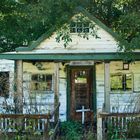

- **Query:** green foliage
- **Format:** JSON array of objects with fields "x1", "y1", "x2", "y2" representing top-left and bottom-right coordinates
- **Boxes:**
[
  {"x1": 106, "y1": 117, "x2": 140, "y2": 139},
  {"x1": 0, "y1": 0, "x2": 75, "y2": 52},
  {"x1": 1, "y1": 0, "x2": 140, "y2": 53},
  {"x1": 60, "y1": 121, "x2": 82, "y2": 140},
  {"x1": 107, "y1": 123, "x2": 127, "y2": 140},
  {"x1": 60, "y1": 121, "x2": 96, "y2": 140},
  {"x1": 83, "y1": 128, "x2": 96, "y2": 140},
  {"x1": 0, "y1": 118, "x2": 41, "y2": 140},
  {"x1": 56, "y1": 25, "x2": 72, "y2": 48},
  {"x1": 127, "y1": 119, "x2": 140, "y2": 138}
]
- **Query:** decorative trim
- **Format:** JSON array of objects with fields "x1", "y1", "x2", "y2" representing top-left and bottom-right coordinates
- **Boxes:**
[{"x1": 69, "y1": 61, "x2": 94, "y2": 66}]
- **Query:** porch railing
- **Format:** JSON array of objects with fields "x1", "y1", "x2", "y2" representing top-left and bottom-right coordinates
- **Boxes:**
[
  {"x1": 97, "y1": 111, "x2": 140, "y2": 140},
  {"x1": 0, "y1": 103, "x2": 60, "y2": 140}
]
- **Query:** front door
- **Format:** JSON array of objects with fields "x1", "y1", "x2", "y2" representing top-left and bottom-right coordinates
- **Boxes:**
[{"x1": 69, "y1": 67, "x2": 93, "y2": 123}]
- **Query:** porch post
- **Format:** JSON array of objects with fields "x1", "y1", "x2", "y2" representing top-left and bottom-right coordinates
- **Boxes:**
[
  {"x1": 14, "y1": 60, "x2": 23, "y2": 113},
  {"x1": 54, "y1": 62, "x2": 59, "y2": 124},
  {"x1": 97, "y1": 109, "x2": 103, "y2": 140},
  {"x1": 104, "y1": 62, "x2": 110, "y2": 112}
]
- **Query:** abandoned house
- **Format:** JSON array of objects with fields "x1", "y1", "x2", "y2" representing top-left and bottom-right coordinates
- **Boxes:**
[{"x1": 0, "y1": 8, "x2": 140, "y2": 125}]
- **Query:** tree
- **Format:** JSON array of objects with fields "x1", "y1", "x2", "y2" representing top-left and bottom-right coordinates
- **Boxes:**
[
  {"x1": 113, "y1": 0, "x2": 140, "y2": 52},
  {"x1": 0, "y1": 0, "x2": 140, "y2": 52}
]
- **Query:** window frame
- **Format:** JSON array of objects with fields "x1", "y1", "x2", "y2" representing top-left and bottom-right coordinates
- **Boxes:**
[
  {"x1": 30, "y1": 73, "x2": 54, "y2": 93},
  {"x1": 70, "y1": 21, "x2": 90, "y2": 33},
  {"x1": 110, "y1": 72, "x2": 133, "y2": 94}
]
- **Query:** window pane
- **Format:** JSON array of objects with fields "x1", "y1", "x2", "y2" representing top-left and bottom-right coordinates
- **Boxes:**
[
  {"x1": 111, "y1": 74, "x2": 122, "y2": 91},
  {"x1": 126, "y1": 74, "x2": 132, "y2": 90},
  {"x1": 31, "y1": 74, "x2": 52, "y2": 91},
  {"x1": 83, "y1": 28, "x2": 89, "y2": 33},
  {"x1": 38, "y1": 74, "x2": 45, "y2": 82},
  {"x1": 32, "y1": 75, "x2": 38, "y2": 81},
  {"x1": 77, "y1": 27, "x2": 82, "y2": 33},
  {"x1": 70, "y1": 27, "x2": 76, "y2": 33},
  {"x1": 70, "y1": 22, "x2": 89, "y2": 33},
  {"x1": 110, "y1": 73, "x2": 132, "y2": 92},
  {"x1": 70, "y1": 22, "x2": 76, "y2": 33},
  {"x1": 75, "y1": 70, "x2": 87, "y2": 84},
  {"x1": 46, "y1": 75, "x2": 52, "y2": 81}
]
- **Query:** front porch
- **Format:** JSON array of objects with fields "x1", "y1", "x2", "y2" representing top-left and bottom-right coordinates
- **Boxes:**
[{"x1": 0, "y1": 59, "x2": 140, "y2": 139}]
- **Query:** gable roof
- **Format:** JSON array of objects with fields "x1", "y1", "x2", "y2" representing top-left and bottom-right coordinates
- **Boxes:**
[{"x1": 16, "y1": 7, "x2": 120, "y2": 52}]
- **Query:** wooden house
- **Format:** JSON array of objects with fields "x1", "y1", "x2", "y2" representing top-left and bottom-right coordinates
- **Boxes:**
[{"x1": 0, "y1": 7, "x2": 140, "y2": 124}]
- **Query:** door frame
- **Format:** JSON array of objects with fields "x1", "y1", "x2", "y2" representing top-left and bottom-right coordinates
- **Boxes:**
[{"x1": 66, "y1": 65, "x2": 96, "y2": 121}]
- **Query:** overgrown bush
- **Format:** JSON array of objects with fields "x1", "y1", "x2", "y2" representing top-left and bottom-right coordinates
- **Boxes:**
[
  {"x1": 60, "y1": 121, "x2": 96, "y2": 140},
  {"x1": 60, "y1": 121, "x2": 82, "y2": 140},
  {"x1": 127, "y1": 118, "x2": 140, "y2": 138}
]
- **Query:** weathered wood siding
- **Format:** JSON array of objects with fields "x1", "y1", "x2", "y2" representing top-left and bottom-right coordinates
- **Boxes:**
[
  {"x1": 110, "y1": 61, "x2": 140, "y2": 112},
  {"x1": 36, "y1": 19, "x2": 118, "y2": 53},
  {"x1": 96, "y1": 61, "x2": 140, "y2": 113},
  {"x1": 22, "y1": 62, "x2": 67, "y2": 121},
  {"x1": 0, "y1": 60, "x2": 140, "y2": 121}
]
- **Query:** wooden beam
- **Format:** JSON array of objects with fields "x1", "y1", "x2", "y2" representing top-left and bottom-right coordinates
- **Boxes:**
[
  {"x1": 15, "y1": 60, "x2": 23, "y2": 113},
  {"x1": 0, "y1": 114, "x2": 50, "y2": 119},
  {"x1": 97, "y1": 109, "x2": 103, "y2": 140},
  {"x1": 54, "y1": 62, "x2": 60, "y2": 124},
  {"x1": 104, "y1": 62, "x2": 110, "y2": 112}
]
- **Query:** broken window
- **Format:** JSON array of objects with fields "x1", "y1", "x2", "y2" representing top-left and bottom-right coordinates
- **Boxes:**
[
  {"x1": 0, "y1": 72, "x2": 9, "y2": 98},
  {"x1": 110, "y1": 73, "x2": 132, "y2": 92},
  {"x1": 31, "y1": 74, "x2": 53, "y2": 91}
]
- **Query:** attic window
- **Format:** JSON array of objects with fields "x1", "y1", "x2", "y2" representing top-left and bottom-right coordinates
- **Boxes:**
[{"x1": 70, "y1": 22, "x2": 89, "y2": 33}]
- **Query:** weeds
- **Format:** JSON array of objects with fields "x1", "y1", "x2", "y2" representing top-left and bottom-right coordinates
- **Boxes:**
[{"x1": 59, "y1": 121, "x2": 96, "y2": 140}]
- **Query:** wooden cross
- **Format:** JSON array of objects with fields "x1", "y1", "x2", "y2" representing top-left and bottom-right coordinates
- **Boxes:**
[{"x1": 76, "y1": 106, "x2": 90, "y2": 124}]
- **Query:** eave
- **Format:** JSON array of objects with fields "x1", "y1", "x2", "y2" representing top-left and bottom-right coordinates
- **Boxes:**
[{"x1": 0, "y1": 52, "x2": 140, "y2": 61}]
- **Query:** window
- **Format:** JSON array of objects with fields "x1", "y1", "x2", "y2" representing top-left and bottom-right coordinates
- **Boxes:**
[
  {"x1": 31, "y1": 74, "x2": 52, "y2": 91},
  {"x1": 74, "y1": 70, "x2": 87, "y2": 84},
  {"x1": 110, "y1": 73, "x2": 132, "y2": 91},
  {"x1": 70, "y1": 22, "x2": 89, "y2": 33},
  {"x1": 0, "y1": 72, "x2": 9, "y2": 98}
]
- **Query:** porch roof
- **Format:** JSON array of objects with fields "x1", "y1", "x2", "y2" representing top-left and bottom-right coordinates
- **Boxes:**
[{"x1": 0, "y1": 52, "x2": 140, "y2": 61}]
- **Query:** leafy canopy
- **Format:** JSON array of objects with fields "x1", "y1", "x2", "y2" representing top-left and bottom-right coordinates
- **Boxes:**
[{"x1": 0, "y1": 0, "x2": 140, "y2": 52}]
